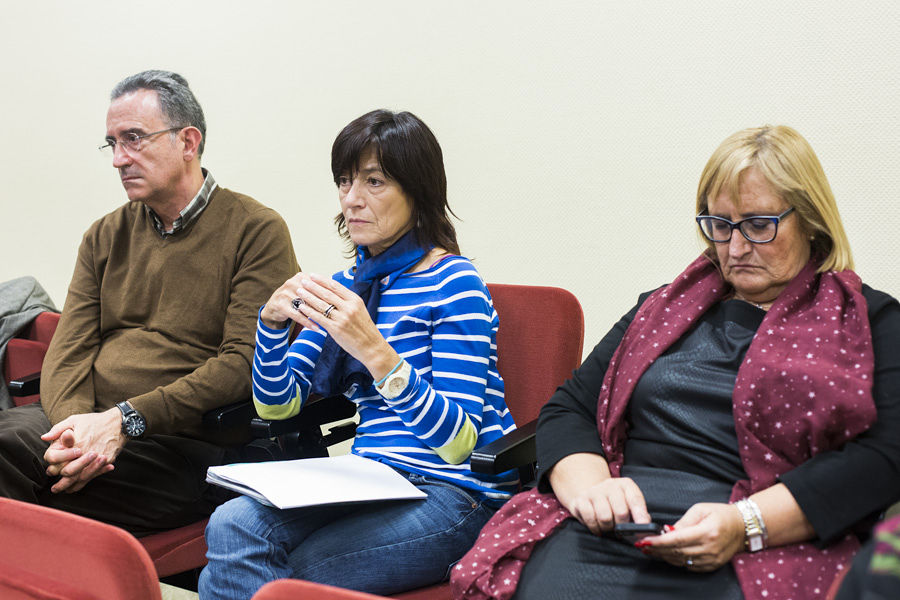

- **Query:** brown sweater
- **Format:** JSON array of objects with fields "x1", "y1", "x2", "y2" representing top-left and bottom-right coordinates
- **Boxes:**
[{"x1": 41, "y1": 186, "x2": 298, "y2": 443}]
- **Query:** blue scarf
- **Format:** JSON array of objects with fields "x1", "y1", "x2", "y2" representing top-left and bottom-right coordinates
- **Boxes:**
[{"x1": 310, "y1": 230, "x2": 431, "y2": 397}]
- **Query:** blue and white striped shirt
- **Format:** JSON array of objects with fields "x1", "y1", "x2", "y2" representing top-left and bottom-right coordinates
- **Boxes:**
[{"x1": 253, "y1": 256, "x2": 518, "y2": 503}]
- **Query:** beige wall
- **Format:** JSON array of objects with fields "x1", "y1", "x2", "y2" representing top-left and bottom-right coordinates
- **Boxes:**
[{"x1": 1, "y1": 1, "x2": 898, "y2": 356}]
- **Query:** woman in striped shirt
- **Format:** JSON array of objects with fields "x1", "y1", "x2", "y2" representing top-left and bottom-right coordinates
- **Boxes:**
[{"x1": 199, "y1": 110, "x2": 517, "y2": 600}]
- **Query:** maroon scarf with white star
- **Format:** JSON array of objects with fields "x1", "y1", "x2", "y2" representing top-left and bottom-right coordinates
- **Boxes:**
[{"x1": 451, "y1": 255, "x2": 875, "y2": 600}]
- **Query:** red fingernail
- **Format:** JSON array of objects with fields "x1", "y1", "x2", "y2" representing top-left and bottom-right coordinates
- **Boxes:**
[{"x1": 664, "y1": 524, "x2": 675, "y2": 532}]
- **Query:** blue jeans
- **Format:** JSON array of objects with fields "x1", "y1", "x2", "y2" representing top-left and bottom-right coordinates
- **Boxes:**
[{"x1": 198, "y1": 472, "x2": 496, "y2": 600}]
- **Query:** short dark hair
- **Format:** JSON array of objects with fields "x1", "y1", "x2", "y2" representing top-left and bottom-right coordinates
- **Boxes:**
[
  {"x1": 331, "y1": 109, "x2": 459, "y2": 255},
  {"x1": 110, "y1": 70, "x2": 207, "y2": 157}
]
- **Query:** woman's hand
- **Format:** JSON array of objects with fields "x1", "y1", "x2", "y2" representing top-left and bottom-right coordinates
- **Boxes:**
[
  {"x1": 260, "y1": 273, "x2": 307, "y2": 329},
  {"x1": 566, "y1": 476, "x2": 652, "y2": 536},
  {"x1": 641, "y1": 502, "x2": 745, "y2": 572},
  {"x1": 548, "y1": 453, "x2": 651, "y2": 535},
  {"x1": 288, "y1": 273, "x2": 400, "y2": 381}
]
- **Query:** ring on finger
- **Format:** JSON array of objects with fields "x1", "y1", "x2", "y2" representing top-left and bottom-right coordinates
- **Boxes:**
[
  {"x1": 291, "y1": 298, "x2": 304, "y2": 311},
  {"x1": 323, "y1": 304, "x2": 337, "y2": 319},
  {"x1": 685, "y1": 558, "x2": 694, "y2": 567}
]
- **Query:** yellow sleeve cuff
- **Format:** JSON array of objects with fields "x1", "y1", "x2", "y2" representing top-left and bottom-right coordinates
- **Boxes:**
[
  {"x1": 253, "y1": 383, "x2": 303, "y2": 420},
  {"x1": 434, "y1": 416, "x2": 478, "y2": 465}
]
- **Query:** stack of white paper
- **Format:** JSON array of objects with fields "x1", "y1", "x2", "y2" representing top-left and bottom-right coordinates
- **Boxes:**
[{"x1": 206, "y1": 454, "x2": 428, "y2": 509}]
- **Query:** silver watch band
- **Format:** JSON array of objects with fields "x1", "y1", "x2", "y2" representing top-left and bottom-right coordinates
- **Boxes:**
[{"x1": 734, "y1": 498, "x2": 767, "y2": 552}]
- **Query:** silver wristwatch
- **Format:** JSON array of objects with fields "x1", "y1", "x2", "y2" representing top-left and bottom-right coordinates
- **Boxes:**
[{"x1": 734, "y1": 499, "x2": 767, "y2": 552}]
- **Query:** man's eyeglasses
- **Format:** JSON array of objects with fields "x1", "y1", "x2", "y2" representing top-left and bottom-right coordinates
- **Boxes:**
[
  {"x1": 696, "y1": 207, "x2": 795, "y2": 244},
  {"x1": 99, "y1": 126, "x2": 185, "y2": 154}
]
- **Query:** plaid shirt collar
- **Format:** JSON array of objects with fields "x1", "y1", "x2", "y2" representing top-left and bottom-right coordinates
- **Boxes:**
[{"x1": 148, "y1": 169, "x2": 217, "y2": 238}]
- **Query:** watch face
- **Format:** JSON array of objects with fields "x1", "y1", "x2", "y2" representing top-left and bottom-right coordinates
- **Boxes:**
[
  {"x1": 386, "y1": 376, "x2": 407, "y2": 396},
  {"x1": 123, "y1": 413, "x2": 146, "y2": 437}
]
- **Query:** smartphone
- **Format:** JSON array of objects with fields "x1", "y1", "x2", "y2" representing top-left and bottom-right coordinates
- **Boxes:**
[{"x1": 613, "y1": 522, "x2": 665, "y2": 543}]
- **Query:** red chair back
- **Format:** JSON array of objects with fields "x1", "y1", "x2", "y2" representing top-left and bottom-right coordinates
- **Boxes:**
[
  {"x1": 394, "y1": 283, "x2": 584, "y2": 600},
  {"x1": 4, "y1": 312, "x2": 60, "y2": 406},
  {"x1": 254, "y1": 579, "x2": 392, "y2": 599},
  {"x1": 0, "y1": 497, "x2": 162, "y2": 600},
  {"x1": 488, "y1": 283, "x2": 584, "y2": 425}
]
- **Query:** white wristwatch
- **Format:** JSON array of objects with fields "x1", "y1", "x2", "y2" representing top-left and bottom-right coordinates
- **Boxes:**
[{"x1": 377, "y1": 361, "x2": 412, "y2": 399}]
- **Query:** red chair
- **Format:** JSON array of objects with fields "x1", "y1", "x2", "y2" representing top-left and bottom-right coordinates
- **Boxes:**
[
  {"x1": 0, "y1": 496, "x2": 162, "y2": 600},
  {"x1": 254, "y1": 579, "x2": 392, "y2": 600},
  {"x1": 4, "y1": 311, "x2": 59, "y2": 405},
  {"x1": 392, "y1": 283, "x2": 585, "y2": 600},
  {"x1": 140, "y1": 519, "x2": 211, "y2": 578},
  {"x1": 5, "y1": 311, "x2": 213, "y2": 580},
  {"x1": 484, "y1": 283, "x2": 584, "y2": 426}
]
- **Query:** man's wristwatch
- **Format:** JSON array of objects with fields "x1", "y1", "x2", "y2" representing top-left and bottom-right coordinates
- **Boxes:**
[{"x1": 116, "y1": 401, "x2": 147, "y2": 439}]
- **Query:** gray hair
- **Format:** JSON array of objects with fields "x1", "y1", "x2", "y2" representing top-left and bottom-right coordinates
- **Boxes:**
[{"x1": 110, "y1": 70, "x2": 207, "y2": 157}]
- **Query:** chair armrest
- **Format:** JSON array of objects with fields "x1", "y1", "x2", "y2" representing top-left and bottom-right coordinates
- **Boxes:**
[
  {"x1": 470, "y1": 419, "x2": 537, "y2": 475},
  {"x1": 247, "y1": 395, "x2": 357, "y2": 460},
  {"x1": 250, "y1": 394, "x2": 357, "y2": 438},
  {"x1": 203, "y1": 395, "x2": 356, "y2": 433},
  {"x1": 8, "y1": 372, "x2": 41, "y2": 397},
  {"x1": 202, "y1": 395, "x2": 357, "y2": 462},
  {"x1": 202, "y1": 399, "x2": 256, "y2": 429}
]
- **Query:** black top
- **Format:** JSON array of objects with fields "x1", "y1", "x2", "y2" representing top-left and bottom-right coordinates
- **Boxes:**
[
  {"x1": 624, "y1": 299, "x2": 760, "y2": 483},
  {"x1": 537, "y1": 285, "x2": 900, "y2": 544}
]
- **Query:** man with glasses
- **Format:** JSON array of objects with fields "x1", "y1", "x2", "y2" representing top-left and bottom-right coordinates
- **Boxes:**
[{"x1": 0, "y1": 70, "x2": 298, "y2": 535}]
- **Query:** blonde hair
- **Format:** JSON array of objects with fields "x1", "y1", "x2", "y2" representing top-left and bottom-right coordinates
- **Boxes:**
[{"x1": 695, "y1": 125, "x2": 853, "y2": 272}]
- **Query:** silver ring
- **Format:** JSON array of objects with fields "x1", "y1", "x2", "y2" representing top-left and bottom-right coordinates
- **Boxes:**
[
  {"x1": 291, "y1": 298, "x2": 304, "y2": 311},
  {"x1": 323, "y1": 304, "x2": 336, "y2": 319},
  {"x1": 686, "y1": 558, "x2": 694, "y2": 567}
]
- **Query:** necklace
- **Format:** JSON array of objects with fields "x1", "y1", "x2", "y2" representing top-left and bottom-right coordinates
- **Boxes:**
[
  {"x1": 732, "y1": 294, "x2": 770, "y2": 311},
  {"x1": 742, "y1": 298, "x2": 773, "y2": 311}
]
